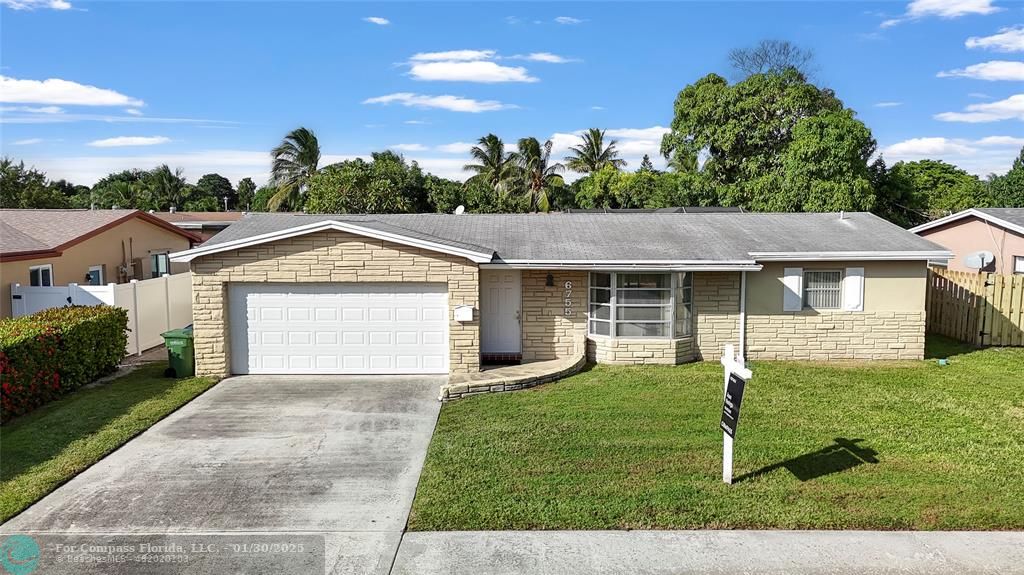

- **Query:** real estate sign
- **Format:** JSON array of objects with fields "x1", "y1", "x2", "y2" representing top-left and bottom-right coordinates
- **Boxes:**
[{"x1": 720, "y1": 372, "x2": 746, "y2": 439}]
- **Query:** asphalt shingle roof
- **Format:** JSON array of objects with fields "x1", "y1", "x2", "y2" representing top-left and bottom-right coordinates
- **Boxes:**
[
  {"x1": 201, "y1": 211, "x2": 947, "y2": 262},
  {"x1": 974, "y1": 208, "x2": 1024, "y2": 230}
]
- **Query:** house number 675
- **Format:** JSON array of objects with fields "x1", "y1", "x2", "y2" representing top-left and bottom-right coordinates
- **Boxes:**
[{"x1": 564, "y1": 280, "x2": 574, "y2": 317}]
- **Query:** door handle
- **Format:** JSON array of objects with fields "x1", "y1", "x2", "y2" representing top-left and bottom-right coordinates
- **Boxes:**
[{"x1": 515, "y1": 309, "x2": 521, "y2": 323}]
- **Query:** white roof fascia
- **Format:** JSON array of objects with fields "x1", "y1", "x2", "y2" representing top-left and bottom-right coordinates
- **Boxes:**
[
  {"x1": 169, "y1": 220, "x2": 494, "y2": 263},
  {"x1": 909, "y1": 209, "x2": 1024, "y2": 236},
  {"x1": 749, "y1": 251, "x2": 953, "y2": 261},
  {"x1": 481, "y1": 260, "x2": 762, "y2": 271}
]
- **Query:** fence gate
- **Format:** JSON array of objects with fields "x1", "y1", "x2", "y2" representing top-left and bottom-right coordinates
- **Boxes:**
[{"x1": 926, "y1": 268, "x2": 1024, "y2": 347}]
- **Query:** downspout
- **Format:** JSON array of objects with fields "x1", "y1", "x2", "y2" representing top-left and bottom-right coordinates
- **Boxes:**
[{"x1": 738, "y1": 270, "x2": 747, "y2": 363}]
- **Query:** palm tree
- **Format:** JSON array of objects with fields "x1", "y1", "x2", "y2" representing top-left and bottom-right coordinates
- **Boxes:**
[
  {"x1": 463, "y1": 134, "x2": 516, "y2": 193},
  {"x1": 510, "y1": 137, "x2": 564, "y2": 212},
  {"x1": 564, "y1": 128, "x2": 627, "y2": 174},
  {"x1": 146, "y1": 165, "x2": 188, "y2": 210},
  {"x1": 269, "y1": 127, "x2": 321, "y2": 211}
]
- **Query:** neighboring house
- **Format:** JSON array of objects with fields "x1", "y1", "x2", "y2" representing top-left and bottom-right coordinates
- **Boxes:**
[
  {"x1": 171, "y1": 211, "x2": 949, "y2": 378},
  {"x1": 1, "y1": 209, "x2": 201, "y2": 318},
  {"x1": 910, "y1": 208, "x2": 1024, "y2": 275},
  {"x1": 151, "y1": 210, "x2": 245, "y2": 244}
]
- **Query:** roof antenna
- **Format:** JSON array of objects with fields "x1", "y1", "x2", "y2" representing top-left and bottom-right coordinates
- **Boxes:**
[
  {"x1": 454, "y1": 205, "x2": 465, "y2": 215},
  {"x1": 839, "y1": 210, "x2": 845, "y2": 220}
]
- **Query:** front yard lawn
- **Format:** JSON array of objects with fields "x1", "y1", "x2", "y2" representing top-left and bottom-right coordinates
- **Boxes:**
[
  {"x1": 410, "y1": 338, "x2": 1024, "y2": 531},
  {"x1": 0, "y1": 364, "x2": 217, "y2": 523}
]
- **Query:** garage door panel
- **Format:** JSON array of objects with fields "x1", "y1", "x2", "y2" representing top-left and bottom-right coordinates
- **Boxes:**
[{"x1": 230, "y1": 283, "x2": 449, "y2": 375}]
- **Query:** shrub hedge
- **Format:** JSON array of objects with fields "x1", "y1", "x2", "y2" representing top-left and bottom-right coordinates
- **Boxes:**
[{"x1": 0, "y1": 305, "x2": 128, "y2": 422}]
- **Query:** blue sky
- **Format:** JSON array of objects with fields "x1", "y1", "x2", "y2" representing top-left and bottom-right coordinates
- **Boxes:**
[{"x1": 1, "y1": 0, "x2": 1022, "y2": 186}]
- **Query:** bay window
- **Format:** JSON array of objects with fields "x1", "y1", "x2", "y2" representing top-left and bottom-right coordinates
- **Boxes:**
[{"x1": 588, "y1": 272, "x2": 692, "y2": 338}]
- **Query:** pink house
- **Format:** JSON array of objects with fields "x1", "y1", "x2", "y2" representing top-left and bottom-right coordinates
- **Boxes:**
[{"x1": 911, "y1": 208, "x2": 1024, "y2": 275}]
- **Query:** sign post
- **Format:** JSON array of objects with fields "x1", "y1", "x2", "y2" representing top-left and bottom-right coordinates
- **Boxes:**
[{"x1": 719, "y1": 344, "x2": 751, "y2": 485}]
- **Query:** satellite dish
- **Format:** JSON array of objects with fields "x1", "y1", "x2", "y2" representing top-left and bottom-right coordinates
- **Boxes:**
[
  {"x1": 964, "y1": 250, "x2": 995, "y2": 270},
  {"x1": 454, "y1": 205, "x2": 465, "y2": 215}
]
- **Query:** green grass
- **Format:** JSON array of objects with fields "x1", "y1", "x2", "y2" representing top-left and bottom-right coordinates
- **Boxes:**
[
  {"x1": 410, "y1": 337, "x2": 1024, "y2": 531},
  {"x1": 0, "y1": 364, "x2": 217, "y2": 523}
]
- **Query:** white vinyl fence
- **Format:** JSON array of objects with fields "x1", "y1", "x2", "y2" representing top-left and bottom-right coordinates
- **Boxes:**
[{"x1": 10, "y1": 273, "x2": 193, "y2": 355}]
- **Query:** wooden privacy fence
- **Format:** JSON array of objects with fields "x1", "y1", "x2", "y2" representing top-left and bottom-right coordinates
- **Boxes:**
[{"x1": 926, "y1": 268, "x2": 1024, "y2": 347}]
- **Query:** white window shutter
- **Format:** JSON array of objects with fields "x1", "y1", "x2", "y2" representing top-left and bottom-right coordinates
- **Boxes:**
[
  {"x1": 782, "y1": 267, "x2": 803, "y2": 312},
  {"x1": 843, "y1": 267, "x2": 864, "y2": 312}
]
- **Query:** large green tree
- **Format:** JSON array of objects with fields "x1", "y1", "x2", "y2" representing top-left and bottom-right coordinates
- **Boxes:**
[
  {"x1": 304, "y1": 151, "x2": 425, "y2": 214},
  {"x1": 988, "y1": 147, "x2": 1024, "y2": 207},
  {"x1": 564, "y1": 128, "x2": 626, "y2": 174},
  {"x1": 660, "y1": 69, "x2": 877, "y2": 212},
  {"x1": 0, "y1": 158, "x2": 70, "y2": 209},
  {"x1": 145, "y1": 165, "x2": 189, "y2": 210},
  {"x1": 194, "y1": 173, "x2": 235, "y2": 210},
  {"x1": 888, "y1": 160, "x2": 989, "y2": 216},
  {"x1": 511, "y1": 137, "x2": 564, "y2": 212},
  {"x1": 90, "y1": 169, "x2": 149, "y2": 209},
  {"x1": 236, "y1": 177, "x2": 257, "y2": 211},
  {"x1": 269, "y1": 127, "x2": 321, "y2": 211}
]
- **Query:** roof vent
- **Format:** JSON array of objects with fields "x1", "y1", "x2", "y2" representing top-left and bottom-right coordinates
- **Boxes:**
[
  {"x1": 169, "y1": 206, "x2": 176, "y2": 213},
  {"x1": 839, "y1": 211, "x2": 846, "y2": 220},
  {"x1": 454, "y1": 205, "x2": 465, "y2": 215}
]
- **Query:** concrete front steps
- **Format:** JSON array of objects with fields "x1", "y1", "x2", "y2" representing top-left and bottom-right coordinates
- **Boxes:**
[{"x1": 439, "y1": 355, "x2": 587, "y2": 401}]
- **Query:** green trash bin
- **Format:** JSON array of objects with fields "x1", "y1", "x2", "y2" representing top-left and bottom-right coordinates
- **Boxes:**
[{"x1": 161, "y1": 325, "x2": 195, "y2": 378}]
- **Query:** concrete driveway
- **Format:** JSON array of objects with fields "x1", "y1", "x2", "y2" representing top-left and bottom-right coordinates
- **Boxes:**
[{"x1": 1, "y1": 375, "x2": 442, "y2": 575}]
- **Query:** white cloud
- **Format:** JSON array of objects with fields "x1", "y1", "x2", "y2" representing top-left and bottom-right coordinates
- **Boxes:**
[
  {"x1": 362, "y1": 92, "x2": 512, "y2": 113},
  {"x1": 554, "y1": 16, "x2": 583, "y2": 24},
  {"x1": 881, "y1": 134, "x2": 1023, "y2": 176},
  {"x1": 436, "y1": 141, "x2": 474, "y2": 154},
  {"x1": 389, "y1": 143, "x2": 428, "y2": 152},
  {"x1": 123, "y1": 108, "x2": 143, "y2": 116},
  {"x1": 0, "y1": 75, "x2": 143, "y2": 107},
  {"x1": 966, "y1": 25, "x2": 1024, "y2": 52},
  {"x1": 937, "y1": 60, "x2": 1024, "y2": 81},
  {"x1": 410, "y1": 50, "x2": 495, "y2": 62},
  {"x1": 874, "y1": 101, "x2": 904, "y2": 108},
  {"x1": 591, "y1": 106, "x2": 605, "y2": 111},
  {"x1": 0, "y1": 111, "x2": 236, "y2": 125},
  {"x1": 87, "y1": 136, "x2": 171, "y2": 148},
  {"x1": 935, "y1": 93, "x2": 1024, "y2": 122},
  {"x1": 1, "y1": 0, "x2": 72, "y2": 10},
  {"x1": 11, "y1": 138, "x2": 44, "y2": 145},
  {"x1": 880, "y1": 0, "x2": 1000, "y2": 27},
  {"x1": 969, "y1": 92, "x2": 991, "y2": 98},
  {"x1": 363, "y1": 16, "x2": 389, "y2": 25},
  {"x1": 547, "y1": 126, "x2": 670, "y2": 176},
  {"x1": 0, "y1": 105, "x2": 63, "y2": 114},
  {"x1": 409, "y1": 60, "x2": 538, "y2": 83},
  {"x1": 403, "y1": 119, "x2": 429, "y2": 125},
  {"x1": 510, "y1": 52, "x2": 578, "y2": 64}
]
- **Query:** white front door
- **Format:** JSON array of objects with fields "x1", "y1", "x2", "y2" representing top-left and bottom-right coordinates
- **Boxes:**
[
  {"x1": 480, "y1": 270, "x2": 522, "y2": 353},
  {"x1": 229, "y1": 283, "x2": 449, "y2": 375}
]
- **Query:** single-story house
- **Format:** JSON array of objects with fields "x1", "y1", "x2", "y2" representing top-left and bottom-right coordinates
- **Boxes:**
[
  {"x1": 1, "y1": 209, "x2": 201, "y2": 318},
  {"x1": 910, "y1": 208, "x2": 1024, "y2": 275},
  {"x1": 170, "y1": 211, "x2": 950, "y2": 377},
  {"x1": 150, "y1": 210, "x2": 245, "y2": 244}
]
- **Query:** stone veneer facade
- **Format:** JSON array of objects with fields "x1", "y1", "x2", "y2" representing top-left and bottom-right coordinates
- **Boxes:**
[
  {"x1": 745, "y1": 312, "x2": 926, "y2": 360},
  {"x1": 520, "y1": 270, "x2": 588, "y2": 361},
  {"x1": 190, "y1": 230, "x2": 479, "y2": 377}
]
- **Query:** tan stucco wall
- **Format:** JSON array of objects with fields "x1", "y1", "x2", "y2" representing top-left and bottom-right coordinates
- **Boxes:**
[
  {"x1": 1, "y1": 217, "x2": 191, "y2": 318},
  {"x1": 744, "y1": 261, "x2": 928, "y2": 360},
  {"x1": 917, "y1": 217, "x2": 1024, "y2": 275},
  {"x1": 188, "y1": 230, "x2": 480, "y2": 377},
  {"x1": 521, "y1": 270, "x2": 588, "y2": 361}
]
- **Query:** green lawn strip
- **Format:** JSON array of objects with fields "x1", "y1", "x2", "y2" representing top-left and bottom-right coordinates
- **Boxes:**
[
  {"x1": 410, "y1": 338, "x2": 1024, "y2": 531},
  {"x1": 0, "y1": 364, "x2": 217, "y2": 522}
]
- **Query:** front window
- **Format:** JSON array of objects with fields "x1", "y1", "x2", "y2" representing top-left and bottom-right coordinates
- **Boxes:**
[
  {"x1": 803, "y1": 270, "x2": 842, "y2": 309},
  {"x1": 1015, "y1": 256, "x2": 1024, "y2": 275},
  {"x1": 29, "y1": 264, "x2": 53, "y2": 287},
  {"x1": 588, "y1": 272, "x2": 692, "y2": 338},
  {"x1": 86, "y1": 265, "x2": 104, "y2": 285},
  {"x1": 151, "y1": 253, "x2": 170, "y2": 278}
]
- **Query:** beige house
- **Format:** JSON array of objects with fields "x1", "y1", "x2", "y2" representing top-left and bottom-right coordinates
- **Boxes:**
[
  {"x1": 910, "y1": 208, "x2": 1024, "y2": 275},
  {"x1": 1, "y1": 209, "x2": 200, "y2": 318},
  {"x1": 170, "y1": 212, "x2": 950, "y2": 378}
]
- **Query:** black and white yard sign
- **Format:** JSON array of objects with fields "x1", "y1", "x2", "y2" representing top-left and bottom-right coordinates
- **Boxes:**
[{"x1": 719, "y1": 344, "x2": 752, "y2": 485}]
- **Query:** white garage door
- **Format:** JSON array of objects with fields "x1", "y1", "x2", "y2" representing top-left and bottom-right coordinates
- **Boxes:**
[{"x1": 229, "y1": 283, "x2": 449, "y2": 375}]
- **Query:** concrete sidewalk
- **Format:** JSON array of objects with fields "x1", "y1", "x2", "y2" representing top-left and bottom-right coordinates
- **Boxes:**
[{"x1": 391, "y1": 530, "x2": 1024, "y2": 574}]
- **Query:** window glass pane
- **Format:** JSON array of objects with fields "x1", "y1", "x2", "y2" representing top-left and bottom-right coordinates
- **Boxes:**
[
  {"x1": 589, "y1": 320, "x2": 610, "y2": 336},
  {"x1": 41, "y1": 267, "x2": 51, "y2": 286},
  {"x1": 591, "y1": 272, "x2": 611, "y2": 288},
  {"x1": 805, "y1": 270, "x2": 841, "y2": 289},
  {"x1": 616, "y1": 306, "x2": 670, "y2": 321},
  {"x1": 615, "y1": 322, "x2": 667, "y2": 337},
  {"x1": 617, "y1": 289, "x2": 670, "y2": 305},
  {"x1": 617, "y1": 273, "x2": 669, "y2": 289},
  {"x1": 590, "y1": 288, "x2": 610, "y2": 304},
  {"x1": 30, "y1": 268, "x2": 40, "y2": 287},
  {"x1": 87, "y1": 268, "x2": 102, "y2": 285},
  {"x1": 1015, "y1": 256, "x2": 1024, "y2": 274},
  {"x1": 589, "y1": 304, "x2": 611, "y2": 320},
  {"x1": 804, "y1": 270, "x2": 842, "y2": 309}
]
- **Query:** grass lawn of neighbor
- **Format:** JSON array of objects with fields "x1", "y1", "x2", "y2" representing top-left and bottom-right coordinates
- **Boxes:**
[
  {"x1": 410, "y1": 337, "x2": 1024, "y2": 531},
  {"x1": 0, "y1": 364, "x2": 217, "y2": 523}
]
